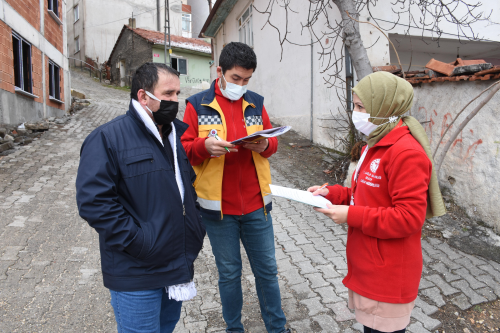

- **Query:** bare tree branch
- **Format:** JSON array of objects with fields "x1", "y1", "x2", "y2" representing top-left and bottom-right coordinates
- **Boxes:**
[{"x1": 435, "y1": 80, "x2": 500, "y2": 173}]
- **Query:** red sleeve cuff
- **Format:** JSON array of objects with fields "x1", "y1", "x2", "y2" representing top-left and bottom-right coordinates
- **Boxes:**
[
  {"x1": 347, "y1": 205, "x2": 365, "y2": 229},
  {"x1": 193, "y1": 137, "x2": 211, "y2": 164},
  {"x1": 324, "y1": 184, "x2": 350, "y2": 205},
  {"x1": 260, "y1": 137, "x2": 277, "y2": 158}
]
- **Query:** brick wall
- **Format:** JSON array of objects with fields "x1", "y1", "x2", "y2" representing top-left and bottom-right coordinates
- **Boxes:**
[
  {"x1": 45, "y1": 55, "x2": 64, "y2": 110},
  {"x1": 0, "y1": 20, "x2": 15, "y2": 93},
  {"x1": 44, "y1": 0, "x2": 63, "y2": 53},
  {"x1": 32, "y1": 47, "x2": 43, "y2": 103},
  {"x1": 5, "y1": 0, "x2": 40, "y2": 31}
]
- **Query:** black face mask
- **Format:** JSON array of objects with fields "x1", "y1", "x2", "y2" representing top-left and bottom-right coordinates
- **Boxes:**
[{"x1": 152, "y1": 100, "x2": 179, "y2": 125}]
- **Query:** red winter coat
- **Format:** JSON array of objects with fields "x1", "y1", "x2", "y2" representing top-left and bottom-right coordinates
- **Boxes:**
[
  {"x1": 325, "y1": 126, "x2": 431, "y2": 303},
  {"x1": 181, "y1": 79, "x2": 278, "y2": 216}
]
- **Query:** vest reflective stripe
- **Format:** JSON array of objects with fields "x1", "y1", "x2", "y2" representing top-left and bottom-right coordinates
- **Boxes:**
[
  {"x1": 263, "y1": 192, "x2": 272, "y2": 206},
  {"x1": 197, "y1": 197, "x2": 221, "y2": 211}
]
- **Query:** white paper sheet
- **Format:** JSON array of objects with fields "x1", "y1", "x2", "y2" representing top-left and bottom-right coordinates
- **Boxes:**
[{"x1": 269, "y1": 184, "x2": 332, "y2": 209}]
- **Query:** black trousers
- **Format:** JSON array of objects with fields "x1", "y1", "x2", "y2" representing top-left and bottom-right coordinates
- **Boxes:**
[{"x1": 364, "y1": 326, "x2": 406, "y2": 333}]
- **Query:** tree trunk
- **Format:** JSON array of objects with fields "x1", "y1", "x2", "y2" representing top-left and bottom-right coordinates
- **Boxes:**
[{"x1": 332, "y1": 0, "x2": 373, "y2": 79}]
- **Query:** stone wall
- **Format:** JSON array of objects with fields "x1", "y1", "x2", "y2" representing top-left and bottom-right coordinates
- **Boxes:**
[
  {"x1": 109, "y1": 30, "x2": 152, "y2": 87},
  {"x1": 411, "y1": 80, "x2": 500, "y2": 231}
]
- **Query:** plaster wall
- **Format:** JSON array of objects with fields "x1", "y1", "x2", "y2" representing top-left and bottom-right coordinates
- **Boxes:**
[
  {"x1": 0, "y1": 88, "x2": 65, "y2": 124},
  {"x1": 411, "y1": 81, "x2": 500, "y2": 231},
  {"x1": 75, "y1": 0, "x2": 183, "y2": 64},
  {"x1": 358, "y1": 2, "x2": 500, "y2": 67},
  {"x1": 187, "y1": 0, "x2": 209, "y2": 38},
  {"x1": 212, "y1": 0, "x2": 348, "y2": 148},
  {"x1": 152, "y1": 47, "x2": 211, "y2": 88},
  {"x1": 66, "y1": 0, "x2": 85, "y2": 65},
  {"x1": 210, "y1": 0, "x2": 499, "y2": 150}
]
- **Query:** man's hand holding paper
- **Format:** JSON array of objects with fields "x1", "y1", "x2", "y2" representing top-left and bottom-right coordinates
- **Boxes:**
[{"x1": 242, "y1": 139, "x2": 269, "y2": 153}]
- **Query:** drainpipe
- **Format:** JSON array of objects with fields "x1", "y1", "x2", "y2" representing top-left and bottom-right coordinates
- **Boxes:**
[{"x1": 310, "y1": 38, "x2": 313, "y2": 143}]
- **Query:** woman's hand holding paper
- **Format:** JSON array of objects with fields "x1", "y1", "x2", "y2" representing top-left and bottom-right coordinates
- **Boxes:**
[
  {"x1": 307, "y1": 185, "x2": 329, "y2": 197},
  {"x1": 314, "y1": 204, "x2": 349, "y2": 225}
]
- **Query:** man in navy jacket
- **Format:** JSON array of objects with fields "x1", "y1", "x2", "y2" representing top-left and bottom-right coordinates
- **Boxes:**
[{"x1": 76, "y1": 63, "x2": 205, "y2": 333}]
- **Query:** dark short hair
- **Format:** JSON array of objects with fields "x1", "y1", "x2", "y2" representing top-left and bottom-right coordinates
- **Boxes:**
[
  {"x1": 130, "y1": 63, "x2": 179, "y2": 100},
  {"x1": 219, "y1": 42, "x2": 257, "y2": 74}
]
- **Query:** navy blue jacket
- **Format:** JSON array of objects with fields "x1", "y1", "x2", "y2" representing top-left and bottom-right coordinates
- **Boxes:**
[{"x1": 76, "y1": 101, "x2": 206, "y2": 291}]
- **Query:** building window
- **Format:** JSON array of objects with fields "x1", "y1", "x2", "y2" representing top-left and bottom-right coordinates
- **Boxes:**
[
  {"x1": 172, "y1": 57, "x2": 187, "y2": 75},
  {"x1": 182, "y1": 14, "x2": 192, "y2": 38},
  {"x1": 48, "y1": 60, "x2": 61, "y2": 101},
  {"x1": 74, "y1": 5, "x2": 79, "y2": 22},
  {"x1": 12, "y1": 33, "x2": 33, "y2": 94},
  {"x1": 238, "y1": 5, "x2": 253, "y2": 47},
  {"x1": 48, "y1": 0, "x2": 59, "y2": 16},
  {"x1": 75, "y1": 36, "x2": 80, "y2": 53}
]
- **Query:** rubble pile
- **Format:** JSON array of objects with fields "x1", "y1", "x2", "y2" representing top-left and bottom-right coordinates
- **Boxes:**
[
  {"x1": 70, "y1": 97, "x2": 91, "y2": 113},
  {"x1": 373, "y1": 58, "x2": 500, "y2": 85},
  {"x1": 0, "y1": 118, "x2": 68, "y2": 155}
]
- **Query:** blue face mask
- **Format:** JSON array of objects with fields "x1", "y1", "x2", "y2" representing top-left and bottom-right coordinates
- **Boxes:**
[{"x1": 219, "y1": 73, "x2": 247, "y2": 101}]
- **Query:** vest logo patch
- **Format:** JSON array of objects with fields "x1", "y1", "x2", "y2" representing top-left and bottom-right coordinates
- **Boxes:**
[
  {"x1": 198, "y1": 115, "x2": 222, "y2": 125},
  {"x1": 370, "y1": 159, "x2": 380, "y2": 173},
  {"x1": 245, "y1": 115, "x2": 263, "y2": 127}
]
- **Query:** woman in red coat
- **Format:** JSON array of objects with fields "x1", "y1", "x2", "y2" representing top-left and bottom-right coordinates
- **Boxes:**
[{"x1": 309, "y1": 71, "x2": 446, "y2": 333}]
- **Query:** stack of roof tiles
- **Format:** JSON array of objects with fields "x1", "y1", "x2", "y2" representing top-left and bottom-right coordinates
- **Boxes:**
[{"x1": 372, "y1": 59, "x2": 500, "y2": 85}]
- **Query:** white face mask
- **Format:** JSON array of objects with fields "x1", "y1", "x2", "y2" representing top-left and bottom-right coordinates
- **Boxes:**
[
  {"x1": 352, "y1": 111, "x2": 399, "y2": 136},
  {"x1": 219, "y1": 73, "x2": 247, "y2": 101}
]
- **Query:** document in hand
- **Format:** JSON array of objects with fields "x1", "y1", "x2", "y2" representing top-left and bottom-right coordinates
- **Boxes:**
[
  {"x1": 269, "y1": 184, "x2": 332, "y2": 209},
  {"x1": 230, "y1": 126, "x2": 291, "y2": 145}
]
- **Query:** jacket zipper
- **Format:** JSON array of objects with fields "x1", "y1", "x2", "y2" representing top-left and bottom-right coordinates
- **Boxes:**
[{"x1": 233, "y1": 100, "x2": 246, "y2": 215}]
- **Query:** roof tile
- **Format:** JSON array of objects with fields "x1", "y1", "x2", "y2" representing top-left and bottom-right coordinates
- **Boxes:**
[{"x1": 129, "y1": 26, "x2": 211, "y2": 54}]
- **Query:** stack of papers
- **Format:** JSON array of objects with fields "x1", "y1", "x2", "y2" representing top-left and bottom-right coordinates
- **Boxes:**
[
  {"x1": 269, "y1": 184, "x2": 332, "y2": 209},
  {"x1": 231, "y1": 126, "x2": 291, "y2": 145}
]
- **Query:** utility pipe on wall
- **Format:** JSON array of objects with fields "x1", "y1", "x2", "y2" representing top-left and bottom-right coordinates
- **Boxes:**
[
  {"x1": 310, "y1": 38, "x2": 314, "y2": 143},
  {"x1": 164, "y1": 0, "x2": 171, "y2": 66},
  {"x1": 157, "y1": 0, "x2": 161, "y2": 31}
]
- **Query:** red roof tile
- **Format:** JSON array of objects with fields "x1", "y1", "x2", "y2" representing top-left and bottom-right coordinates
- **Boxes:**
[{"x1": 129, "y1": 26, "x2": 211, "y2": 54}]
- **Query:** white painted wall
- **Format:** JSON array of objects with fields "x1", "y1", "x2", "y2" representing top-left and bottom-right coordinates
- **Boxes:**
[
  {"x1": 66, "y1": 0, "x2": 184, "y2": 64},
  {"x1": 211, "y1": 0, "x2": 345, "y2": 148},
  {"x1": 411, "y1": 81, "x2": 500, "y2": 231},
  {"x1": 210, "y1": 0, "x2": 500, "y2": 150},
  {"x1": 187, "y1": 0, "x2": 210, "y2": 38}
]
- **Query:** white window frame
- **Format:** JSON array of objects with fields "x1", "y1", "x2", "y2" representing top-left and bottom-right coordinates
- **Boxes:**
[
  {"x1": 182, "y1": 13, "x2": 192, "y2": 38},
  {"x1": 172, "y1": 57, "x2": 188, "y2": 75},
  {"x1": 238, "y1": 4, "x2": 253, "y2": 47},
  {"x1": 75, "y1": 36, "x2": 80, "y2": 54},
  {"x1": 74, "y1": 5, "x2": 79, "y2": 23}
]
